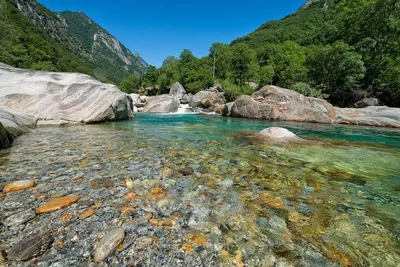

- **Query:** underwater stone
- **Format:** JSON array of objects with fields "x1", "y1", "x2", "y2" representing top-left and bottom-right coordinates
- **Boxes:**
[{"x1": 94, "y1": 228, "x2": 125, "y2": 263}]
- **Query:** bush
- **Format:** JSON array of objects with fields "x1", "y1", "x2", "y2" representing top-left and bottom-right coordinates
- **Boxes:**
[
  {"x1": 219, "y1": 79, "x2": 254, "y2": 102},
  {"x1": 291, "y1": 82, "x2": 329, "y2": 98}
]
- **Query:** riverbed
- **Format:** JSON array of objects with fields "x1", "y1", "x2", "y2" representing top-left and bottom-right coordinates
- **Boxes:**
[{"x1": 1, "y1": 113, "x2": 399, "y2": 266}]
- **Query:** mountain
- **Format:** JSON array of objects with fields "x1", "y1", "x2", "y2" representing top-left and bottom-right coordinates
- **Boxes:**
[
  {"x1": 231, "y1": 0, "x2": 340, "y2": 48},
  {"x1": 0, "y1": 0, "x2": 148, "y2": 84}
]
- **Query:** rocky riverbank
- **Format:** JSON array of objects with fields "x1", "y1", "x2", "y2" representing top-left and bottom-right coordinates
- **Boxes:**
[{"x1": 131, "y1": 82, "x2": 400, "y2": 128}]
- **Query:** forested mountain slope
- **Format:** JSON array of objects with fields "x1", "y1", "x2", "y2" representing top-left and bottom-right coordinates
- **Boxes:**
[{"x1": 0, "y1": 0, "x2": 148, "y2": 84}]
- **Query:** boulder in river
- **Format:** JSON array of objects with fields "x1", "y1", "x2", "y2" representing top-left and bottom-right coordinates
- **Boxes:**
[
  {"x1": 230, "y1": 85, "x2": 335, "y2": 123},
  {"x1": 141, "y1": 95, "x2": 180, "y2": 113},
  {"x1": 129, "y1": 93, "x2": 141, "y2": 105},
  {"x1": 0, "y1": 63, "x2": 133, "y2": 124},
  {"x1": 189, "y1": 91, "x2": 209, "y2": 108},
  {"x1": 257, "y1": 127, "x2": 302, "y2": 143},
  {"x1": 189, "y1": 90, "x2": 226, "y2": 109},
  {"x1": 180, "y1": 93, "x2": 193, "y2": 104},
  {"x1": 169, "y1": 82, "x2": 186, "y2": 100},
  {"x1": 222, "y1": 102, "x2": 234, "y2": 117}
]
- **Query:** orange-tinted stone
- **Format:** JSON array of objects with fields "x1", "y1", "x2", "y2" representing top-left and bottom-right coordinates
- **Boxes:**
[
  {"x1": 221, "y1": 250, "x2": 230, "y2": 259},
  {"x1": 35, "y1": 196, "x2": 79, "y2": 214},
  {"x1": 257, "y1": 192, "x2": 285, "y2": 209},
  {"x1": 151, "y1": 187, "x2": 166, "y2": 199},
  {"x1": 123, "y1": 192, "x2": 136, "y2": 202},
  {"x1": 189, "y1": 233, "x2": 207, "y2": 246},
  {"x1": 323, "y1": 244, "x2": 354, "y2": 266},
  {"x1": 3, "y1": 180, "x2": 36, "y2": 192},
  {"x1": 79, "y1": 209, "x2": 95, "y2": 219},
  {"x1": 149, "y1": 219, "x2": 158, "y2": 226},
  {"x1": 60, "y1": 213, "x2": 72, "y2": 222},
  {"x1": 159, "y1": 219, "x2": 175, "y2": 227},
  {"x1": 120, "y1": 204, "x2": 135, "y2": 214},
  {"x1": 182, "y1": 242, "x2": 194, "y2": 253}
]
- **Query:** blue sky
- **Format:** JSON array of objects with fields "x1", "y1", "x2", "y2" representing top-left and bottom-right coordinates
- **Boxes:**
[{"x1": 38, "y1": 0, "x2": 305, "y2": 67}]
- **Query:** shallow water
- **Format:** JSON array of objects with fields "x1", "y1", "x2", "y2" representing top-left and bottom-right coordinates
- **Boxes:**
[{"x1": 1, "y1": 114, "x2": 399, "y2": 266}]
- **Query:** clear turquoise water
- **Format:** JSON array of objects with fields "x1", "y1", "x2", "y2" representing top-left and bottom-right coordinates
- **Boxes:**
[
  {"x1": 1, "y1": 113, "x2": 399, "y2": 266},
  {"x1": 124, "y1": 113, "x2": 400, "y2": 147}
]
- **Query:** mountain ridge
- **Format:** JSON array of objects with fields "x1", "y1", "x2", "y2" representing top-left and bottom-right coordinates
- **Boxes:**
[{"x1": 7, "y1": 0, "x2": 148, "y2": 84}]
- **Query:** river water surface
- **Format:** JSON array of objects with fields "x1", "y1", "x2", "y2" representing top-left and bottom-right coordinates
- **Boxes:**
[{"x1": 0, "y1": 114, "x2": 399, "y2": 266}]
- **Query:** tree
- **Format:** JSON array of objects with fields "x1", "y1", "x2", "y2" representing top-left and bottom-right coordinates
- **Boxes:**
[
  {"x1": 230, "y1": 44, "x2": 257, "y2": 85},
  {"x1": 142, "y1": 65, "x2": 158, "y2": 88},
  {"x1": 209, "y1": 42, "x2": 230, "y2": 80},
  {"x1": 157, "y1": 56, "x2": 180, "y2": 93},
  {"x1": 120, "y1": 74, "x2": 141, "y2": 94},
  {"x1": 259, "y1": 65, "x2": 275, "y2": 86},
  {"x1": 308, "y1": 41, "x2": 366, "y2": 106}
]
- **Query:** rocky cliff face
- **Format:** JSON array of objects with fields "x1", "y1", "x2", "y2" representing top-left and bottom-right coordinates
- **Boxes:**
[{"x1": 9, "y1": 0, "x2": 148, "y2": 82}]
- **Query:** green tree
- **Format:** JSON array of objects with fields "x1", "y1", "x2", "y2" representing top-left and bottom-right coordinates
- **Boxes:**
[
  {"x1": 209, "y1": 43, "x2": 231, "y2": 80},
  {"x1": 157, "y1": 56, "x2": 180, "y2": 93},
  {"x1": 308, "y1": 41, "x2": 366, "y2": 106},
  {"x1": 259, "y1": 65, "x2": 275, "y2": 86},
  {"x1": 120, "y1": 74, "x2": 141, "y2": 94},
  {"x1": 142, "y1": 65, "x2": 158, "y2": 88},
  {"x1": 230, "y1": 44, "x2": 257, "y2": 85}
]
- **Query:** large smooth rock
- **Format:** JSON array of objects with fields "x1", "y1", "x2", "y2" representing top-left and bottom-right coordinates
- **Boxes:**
[
  {"x1": 189, "y1": 91, "x2": 209, "y2": 108},
  {"x1": 0, "y1": 63, "x2": 133, "y2": 124},
  {"x1": 222, "y1": 102, "x2": 234, "y2": 117},
  {"x1": 201, "y1": 92, "x2": 226, "y2": 108},
  {"x1": 354, "y1": 97, "x2": 381, "y2": 108},
  {"x1": 169, "y1": 82, "x2": 186, "y2": 99},
  {"x1": 7, "y1": 231, "x2": 53, "y2": 261},
  {"x1": 189, "y1": 91, "x2": 226, "y2": 109},
  {"x1": 94, "y1": 228, "x2": 125, "y2": 263},
  {"x1": 141, "y1": 95, "x2": 179, "y2": 113},
  {"x1": 231, "y1": 85, "x2": 335, "y2": 123},
  {"x1": 180, "y1": 93, "x2": 193, "y2": 104},
  {"x1": 0, "y1": 107, "x2": 36, "y2": 149},
  {"x1": 335, "y1": 106, "x2": 400, "y2": 127},
  {"x1": 129, "y1": 93, "x2": 140, "y2": 105}
]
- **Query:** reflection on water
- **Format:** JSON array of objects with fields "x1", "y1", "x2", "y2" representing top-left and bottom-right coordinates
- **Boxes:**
[{"x1": 1, "y1": 113, "x2": 399, "y2": 266}]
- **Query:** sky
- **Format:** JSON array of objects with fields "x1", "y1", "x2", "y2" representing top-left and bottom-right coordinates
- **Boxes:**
[{"x1": 38, "y1": 0, "x2": 305, "y2": 67}]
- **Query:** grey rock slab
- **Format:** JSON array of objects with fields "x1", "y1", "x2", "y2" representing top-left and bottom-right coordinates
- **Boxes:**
[
  {"x1": 94, "y1": 228, "x2": 125, "y2": 263},
  {"x1": 7, "y1": 231, "x2": 54, "y2": 261},
  {"x1": 0, "y1": 63, "x2": 133, "y2": 124},
  {"x1": 0, "y1": 106, "x2": 36, "y2": 149},
  {"x1": 2, "y1": 209, "x2": 36, "y2": 226},
  {"x1": 141, "y1": 95, "x2": 179, "y2": 113},
  {"x1": 169, "y1": 82, "x2": 186, "y2": 100}
]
